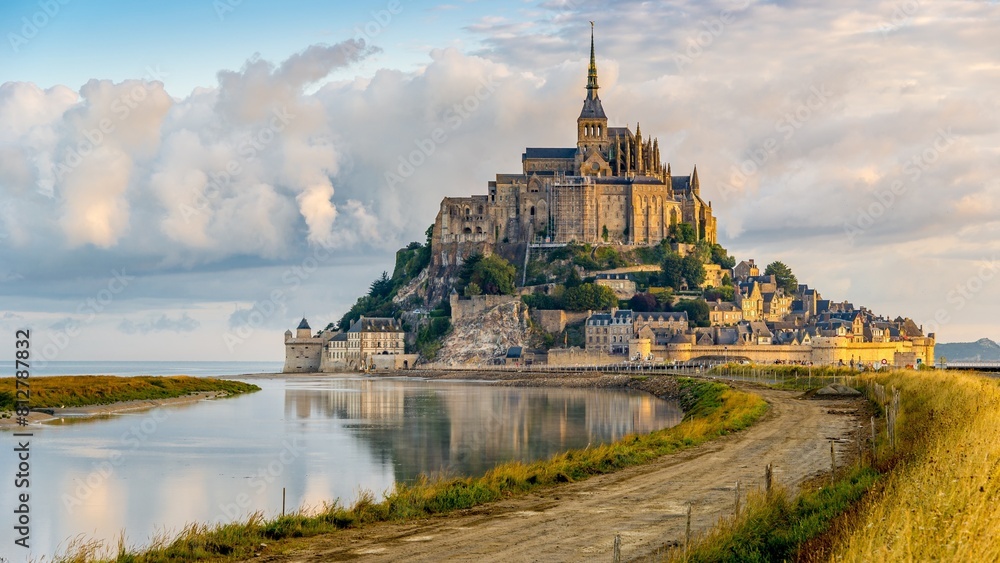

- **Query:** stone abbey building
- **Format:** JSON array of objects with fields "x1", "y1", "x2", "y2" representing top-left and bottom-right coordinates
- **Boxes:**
[{"x1": 432, "y1": 26, "x2": 717, "y2": 264}]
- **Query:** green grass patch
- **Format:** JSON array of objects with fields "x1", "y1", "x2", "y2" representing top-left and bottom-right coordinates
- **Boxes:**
[
  {"x1": 74, "y1": 378, "x2": 767, "y2": 562},
  {"x1": 678, "y1": 465, "x2": 879, "y2": 562},
  {"x1": 0, "y1": 375, "x2": 259, "y2": 410}
]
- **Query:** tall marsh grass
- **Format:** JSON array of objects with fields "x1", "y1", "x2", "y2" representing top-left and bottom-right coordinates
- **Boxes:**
[
  {"x1": 0, "y1": 375, "x2": 259, "y2": 410},
  {"x1": 676, "y1": 368, "x2": 1000, "y2": 562},
  {"x1": 832, "y1": 369, "x2": 1000, "y2": 561}
]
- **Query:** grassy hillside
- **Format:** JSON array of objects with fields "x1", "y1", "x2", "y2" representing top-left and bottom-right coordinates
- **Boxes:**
[{"x1": 0, "y1": 375, "x2": 259, "y2": 410}]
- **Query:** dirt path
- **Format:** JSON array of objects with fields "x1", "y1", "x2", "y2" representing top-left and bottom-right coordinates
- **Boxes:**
[{"x1": 258, "y1": 387, "x2": 861, "y2": 562}]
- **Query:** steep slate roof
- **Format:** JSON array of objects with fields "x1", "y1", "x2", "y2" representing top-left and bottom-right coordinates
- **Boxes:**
[
  {"x1": 297, "y1": 318, "x2": 311, "y2": 330},
  {"x1": 522, "y1": 147, "x2": 577, "y2": 160},
  {"x1": 580, "y1": 97, "x2": 606, "y2": 118},
  {"x1": 348, "y1": 317, "x2": 401, "y2": 332},
  {"x1": 747, "y1": 321, "x2": 773, "y2": 337},
  {"x1": 672, "y1": 176, "x2": 691, "y2": 192},
  {"x1": 715, "y1": 328, "x2": 740, "y2": 346},
  {"x1": 637, "y1": 311, "x2": 689, "y2": 323},
  {"x1": 608, "y1": 126, "x2": 632, "y2": 139},
  {"x1": 670, "y1": 332, "x2": 693, "y2": 344}
]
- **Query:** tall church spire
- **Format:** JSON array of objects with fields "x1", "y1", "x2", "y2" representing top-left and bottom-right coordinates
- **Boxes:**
[
  {"x1": 577, "y1": 21, "x2": 607, "y2": 160},
  {"x1": 587, "y1": 21, "x2": 599, "y2": 96},
  {"x1": 578, "y1": 22, "x2": 606, "y2": 120}
]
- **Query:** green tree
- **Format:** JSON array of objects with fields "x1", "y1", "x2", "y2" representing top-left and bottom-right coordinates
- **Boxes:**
[
  {"x1": 653, "y1": 288, "x2": 674, "y2": 311},
  {"x1": 563, "y1": 283, "x2": 618, "y2": 311},
  {"x1": 704, "y1": 286, "x2": 735, "y2": 302},
  {"x1": 692, "y1": 241, "x2": 712, "y2": 264},
  {"x1": 670, "y1": 222, "x2": 697, "y2": 244},
  {"x1": 464, "y1": 282, "x2": 482, "y2": 297},
  {"x1": 629, "y1": 292, "x2": 658, "y2": 312},
  {"x1": 368, "y1": 271, "x2": 392, "y2": 299},
  {"x1": 681, "y1": 255, "x2": 706, "y2": 288},
  {"x1": 764, "y1": 261, "x2": 799, "y2": 294},
  {"x1": 601, "y1": 225, "x2": 609, "y2": 242},
  {"x1": 710, "y1": 244, "x2": 736, "y2": 269},
  {"x1": 674, "y1": 299, "x2": 710, "y2": 327},
  {"x1": 460, "y1": 253, "x2": 516, "y2": 295},
  {"x1": 415, "y1": 317, "x2": 451, "y2": 359},
  {"x1": 565, "y1": 267, "x2": 583, "y2": 289},
  {"x1": 661, "y1": 252, "x2": 684, "y2": 289}
]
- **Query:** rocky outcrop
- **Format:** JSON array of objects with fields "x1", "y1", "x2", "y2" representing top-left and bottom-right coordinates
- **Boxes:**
[{"x1": 433, "y1": 299, "x2": 534, "y2": 365}]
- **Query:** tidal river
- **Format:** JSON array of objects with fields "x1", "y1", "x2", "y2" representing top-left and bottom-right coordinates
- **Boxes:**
[{"x1": 0, "y1": 375, "x2": 682, "y2": 560}]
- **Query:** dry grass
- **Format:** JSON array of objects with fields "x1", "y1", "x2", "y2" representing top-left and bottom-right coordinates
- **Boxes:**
[
  {"x1": 831, "y1": 369, "x2": 1000, "y2": 561},
  {"x1": 675, "y1": 368, "x2": 1000, "y2": 562}
]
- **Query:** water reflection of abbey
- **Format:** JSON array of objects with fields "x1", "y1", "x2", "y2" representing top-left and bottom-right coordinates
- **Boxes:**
[{"x1": 285, "y1": 380, "x2": 682, "y2": 482}]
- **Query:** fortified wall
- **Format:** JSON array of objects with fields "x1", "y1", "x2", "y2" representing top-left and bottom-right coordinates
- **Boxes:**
[
  {"x1": 655, "y1": 336, "x2": 934, "y2": 367},
  {"x1": 450, "y1": 293, "x2": 520, "y2": 323}
]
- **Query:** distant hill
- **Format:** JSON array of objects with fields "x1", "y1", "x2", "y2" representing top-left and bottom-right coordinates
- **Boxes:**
[{"x1": 937, "y1": 338, "x2": 1000, "y2": 362}]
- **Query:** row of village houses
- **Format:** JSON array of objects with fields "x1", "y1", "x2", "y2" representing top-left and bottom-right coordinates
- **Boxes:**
[
  {"x1": 584, "y1": 306, "x2": 927, "y2": 357},
  {"x1": 585, "y1": 258, "x2": 933, "y2": 366}
]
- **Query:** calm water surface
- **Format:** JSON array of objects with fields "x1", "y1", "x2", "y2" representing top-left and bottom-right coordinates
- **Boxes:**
[{"x1": 0, "y1": 374, "x2": 681, "y2": 560}]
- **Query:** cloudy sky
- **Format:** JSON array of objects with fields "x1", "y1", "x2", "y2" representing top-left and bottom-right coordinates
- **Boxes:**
[{"x1": 1, "y1": 0, "x2": 998, "y2": 363}]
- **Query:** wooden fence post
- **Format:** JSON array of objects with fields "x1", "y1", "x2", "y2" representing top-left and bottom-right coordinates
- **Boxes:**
[
  {"x1": 685, "y1": 504, "x2": 692, "y2": 556},
  {"x1": 734, "y1": 480, "x2": 741, "y2": 516},
  {"x1": 856, "y1": 426, "x2": 862, "y2": 465},
  {"x1": 765, "y1": 463, "x2": 773, "y2": 496},
  {"x1": 613, "y1": 533, "x2": 621, "y2": 563},
  {"x1": 830, "y1": 441, "x2": 836, "y2": 484},
  {"x1": 870, "y1": 416, "x2": 876, "y2": 459}
]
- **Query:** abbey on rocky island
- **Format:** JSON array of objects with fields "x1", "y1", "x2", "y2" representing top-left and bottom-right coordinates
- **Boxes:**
[{"x1": 431, "y1": 25, "x2": 717, "y2": 268}]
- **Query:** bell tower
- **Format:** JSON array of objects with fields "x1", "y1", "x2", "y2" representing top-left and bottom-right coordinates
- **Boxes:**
[{"x1": 577, "y1": 22, "x2": 608, "y2": 165}]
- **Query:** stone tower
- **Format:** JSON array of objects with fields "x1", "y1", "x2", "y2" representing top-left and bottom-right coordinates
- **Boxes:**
[
  {"x1": 576, "y1": 22, "x2": 608, "y2": 174},
  {"x1": 296, "y1": 317, "x2": 311, "y2": 339}
]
